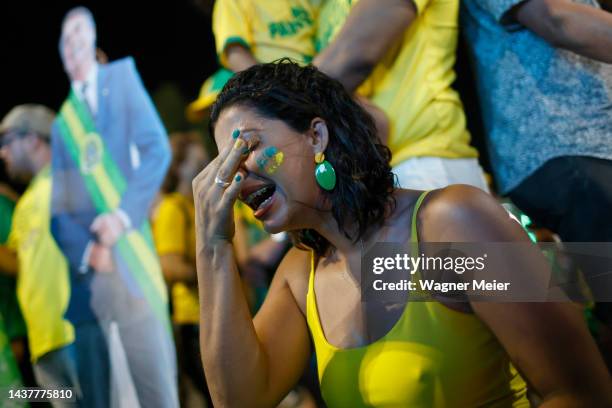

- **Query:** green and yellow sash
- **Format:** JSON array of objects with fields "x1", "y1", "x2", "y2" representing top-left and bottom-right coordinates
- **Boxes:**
[{"x1": 56, "y1": 92, "x2": 169, "y2": 331}]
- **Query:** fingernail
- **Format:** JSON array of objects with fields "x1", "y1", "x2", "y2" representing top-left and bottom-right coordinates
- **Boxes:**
[
  {"x1": 235, "y1": 174, "x2": 242, "y2": 182},
  {"x1": 232, "y1": 129, "x2": 240, "y2": 139},
  {"x1": 234, "y1": 138, "x2": 245, "y2": 150}
]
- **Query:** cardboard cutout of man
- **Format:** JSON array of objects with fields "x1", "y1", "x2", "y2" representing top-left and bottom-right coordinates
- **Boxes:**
[{"x1": 50, "y1": 7, "x2": 178, "y2": 408}]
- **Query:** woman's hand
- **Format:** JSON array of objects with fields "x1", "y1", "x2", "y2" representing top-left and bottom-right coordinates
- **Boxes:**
[
  {"x1": 192, "y1": 132, "x2": 257, "y2": 247},
  {"x1": 192, "y1": 130, "x2": 310, "y2": 407}
]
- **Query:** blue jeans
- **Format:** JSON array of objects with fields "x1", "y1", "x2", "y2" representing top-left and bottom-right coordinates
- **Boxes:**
[{"x1": 33, "y1": 344, "x2": 81, "y2": 408}]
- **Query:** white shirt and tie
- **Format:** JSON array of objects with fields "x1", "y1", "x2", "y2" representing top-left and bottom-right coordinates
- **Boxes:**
[
  {"x1": 72, "y1": 62, "x2": 99, "y2": 116},
  {"x1": 72, "y1": 63, "x2": 140, "y2": 169}
]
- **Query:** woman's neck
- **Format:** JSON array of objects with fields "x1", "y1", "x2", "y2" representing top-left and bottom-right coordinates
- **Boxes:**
[
  {"x1": 313, "y1": 212, "x2": 376, "y2": 258},
  {"x1": 311, "y1": 190, "x2": 407, "y2": 258}
]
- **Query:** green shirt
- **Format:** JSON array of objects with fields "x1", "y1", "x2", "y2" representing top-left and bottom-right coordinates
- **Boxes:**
[
  {"x1": 0, "y1": 195, "x2": 26, "y2": 340},
  {"x1": 0, "y1": 194, "x2": 25, "y2": 400}
]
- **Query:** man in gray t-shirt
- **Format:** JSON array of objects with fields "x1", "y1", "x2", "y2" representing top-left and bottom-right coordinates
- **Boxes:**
[
  {"x1": 462, "y1": 0, "x2": 612, "y2": 364},
  {"x1": 461, "y1": 0, "x2": 612, "y2": 238}
]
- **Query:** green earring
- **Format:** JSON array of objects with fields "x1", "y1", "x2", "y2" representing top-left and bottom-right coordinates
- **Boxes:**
[{"x1": 314, "y1": 152, "x2": 336, "y2": 190}]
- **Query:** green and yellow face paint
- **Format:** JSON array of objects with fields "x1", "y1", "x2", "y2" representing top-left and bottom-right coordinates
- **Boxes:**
[{"x1": 256, "y1": 145, "x2": 284, "y2": 174}]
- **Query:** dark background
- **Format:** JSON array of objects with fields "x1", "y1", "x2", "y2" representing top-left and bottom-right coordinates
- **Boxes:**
[{"x1": 1, "y1": 0, "x2": 218, "y2": 131}]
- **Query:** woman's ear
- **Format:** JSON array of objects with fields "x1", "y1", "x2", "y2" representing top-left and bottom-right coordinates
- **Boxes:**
[{"x1": 308, "y1": 117, "x2": 329, "y2": 155}]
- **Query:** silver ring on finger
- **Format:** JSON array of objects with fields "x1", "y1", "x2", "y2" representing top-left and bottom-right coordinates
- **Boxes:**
[{"x1": 214, "y1": 175, "x2": 231, "y2": 188}]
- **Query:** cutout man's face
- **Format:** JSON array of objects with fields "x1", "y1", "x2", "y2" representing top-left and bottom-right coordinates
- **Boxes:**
[{"x1": 60, "y1": 14, "x2": 96, "y2": 81}]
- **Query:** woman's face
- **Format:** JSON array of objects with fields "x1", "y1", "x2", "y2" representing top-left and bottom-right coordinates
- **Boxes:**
[{"x1": 214, "y1": 105, "x2": 328, "y2": 233}]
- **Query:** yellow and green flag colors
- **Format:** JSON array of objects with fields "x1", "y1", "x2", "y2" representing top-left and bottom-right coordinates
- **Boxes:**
[{"x1": 56, "y1": 92, "x2": 170, "y2": 332}]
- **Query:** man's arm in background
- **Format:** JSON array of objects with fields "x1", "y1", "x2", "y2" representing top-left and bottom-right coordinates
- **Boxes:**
[
  {"x1": 213, "y1": 0, "x2": 258, "y2": 72},
  {"x1": 513, "y1": 0, "x2": 612, "y2": 63},
  {"x1": 313, "y1": 0, "x2": 417, "y2": 93},
  {"x1": 224, "y1": 44, "x2": 258, "y2": 72}
]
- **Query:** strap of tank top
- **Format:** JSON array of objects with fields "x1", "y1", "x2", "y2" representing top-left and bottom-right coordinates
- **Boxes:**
[
  {"x1": 308, "y1": 249, "x2": 316, "y2": 293},
  {"x1": 411, "y1": 191, "x2": 430, "y2": 244},
  {"x1": 410, "y1": 191, "x2": 430, "y2": 296}
]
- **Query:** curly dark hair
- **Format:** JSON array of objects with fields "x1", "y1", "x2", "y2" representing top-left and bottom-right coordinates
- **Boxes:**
[{"x1": 211, "y1": 59, "x2": 395, "y2": 256}]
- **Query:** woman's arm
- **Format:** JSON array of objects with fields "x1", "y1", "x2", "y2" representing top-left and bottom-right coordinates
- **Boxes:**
[
  {"x1": 421, "y1": 185, "x2": 612, "y2": 405},
  {"x1": 197, "y1": 244, "x2": 312, "y2": 407},
  {"x1": 193, "y1": 137, "x2": 311, "y2": 407}
]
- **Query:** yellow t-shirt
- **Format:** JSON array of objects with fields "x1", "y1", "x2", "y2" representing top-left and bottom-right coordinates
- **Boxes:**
[
  {"x1": 189, "y1": 0, "x2": 322, "y2": 120},
  {"x1": 7, "y1": 166, "x2": 74, "y2": 362},
  {"x1": 213, "y1": 0, "x2": 322, "y2": 67},
  {"x1": 152, "y1": 193, "x2": 200, "y2": 325},
  {"x1": 317, "y1": 0, "x2": 478, "y2": 166}
]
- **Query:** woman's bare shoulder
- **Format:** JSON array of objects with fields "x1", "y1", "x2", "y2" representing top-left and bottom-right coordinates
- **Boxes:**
[
  {"x1": 272, "y1": 247, "x2": 313, "y2": 316},
  {"x1": 418, "y1": 185, "x2": 528, "y2": 242}
]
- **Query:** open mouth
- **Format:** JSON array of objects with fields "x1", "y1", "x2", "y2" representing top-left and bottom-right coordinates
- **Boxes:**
[{"x1": 242, "y1": 183, "x2": 277, "y2": 213}]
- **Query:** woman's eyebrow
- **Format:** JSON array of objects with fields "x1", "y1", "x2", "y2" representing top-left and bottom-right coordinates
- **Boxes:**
[{"x1": 240, "y1": 129, "x2": 265, "y2": 149}]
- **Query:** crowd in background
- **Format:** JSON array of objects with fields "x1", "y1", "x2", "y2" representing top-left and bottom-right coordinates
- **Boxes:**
[{"x1": 1, "y1": 0, "x2": 611, "y2": 407}]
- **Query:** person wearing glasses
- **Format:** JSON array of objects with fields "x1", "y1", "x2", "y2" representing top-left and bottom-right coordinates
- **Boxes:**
[{"x1": 0, "y1": 105, "x2": 79, "y2": 407}]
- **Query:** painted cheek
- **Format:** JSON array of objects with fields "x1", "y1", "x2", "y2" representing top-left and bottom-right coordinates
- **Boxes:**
[
  {"x1": 255, "y1": 155, "x2": 268, "y2": 171},
  {"x1": 256, "y1": 146, "x2": 284, "y2": 175},
  {"x1": 269, "y1": 152, "x2": 284, "y2": 174}
]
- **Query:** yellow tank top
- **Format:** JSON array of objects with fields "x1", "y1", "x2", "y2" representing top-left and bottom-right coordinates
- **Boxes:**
[{"x1": 306, "y1": 192, "x2": 528, "y2": 407}]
